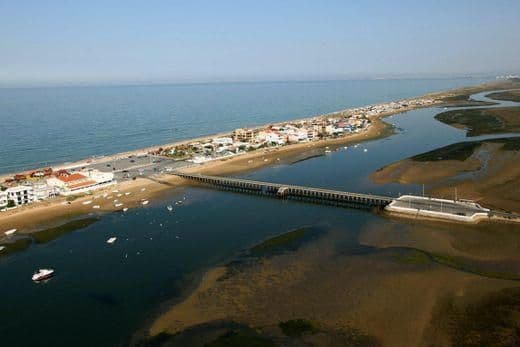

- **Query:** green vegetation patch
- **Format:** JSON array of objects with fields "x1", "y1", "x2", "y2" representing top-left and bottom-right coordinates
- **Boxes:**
[
  {"x1": 395, "y1": 248, "x2": 520, "y2": 281},
  {"x1": 445, "y1": 287, "x2": 520, "y2": 347},
  {"x1": 412, "y1": 141, "x2": 481, "y2": 162},
  {"x1": 32, "y1": 217, "x2": 99, "y2": 244},
  {"x1": 250, "y1": 228, "x2": 308, "y2": 256},
  {"x1": 486, "y1": 89, "x2": 520, "y2": 102},
  {"x1": 410, "y1": 137, "x2": 520, "y2": 163},
  {"x1": 435, "y1": 106, "x2": 520, "y2": 136},
  {"x1": 279, "y1": 319, "x2": 318, "y2": 337},
  {"x1": 0, "y1": 238, "x2": 32, "y2": 256}
]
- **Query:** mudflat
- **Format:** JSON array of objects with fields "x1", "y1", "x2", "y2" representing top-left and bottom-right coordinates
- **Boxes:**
[{"x1": 372, "y1": 138, "x2": 520, "y2": 213}]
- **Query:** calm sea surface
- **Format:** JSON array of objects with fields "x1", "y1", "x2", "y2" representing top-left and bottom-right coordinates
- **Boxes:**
[
  {"x1": 0, "y1": 78, "x2": 490, "y2": 174},
  {"x1": 3, "y1": 78, "x2": 514, "y2": 347}
]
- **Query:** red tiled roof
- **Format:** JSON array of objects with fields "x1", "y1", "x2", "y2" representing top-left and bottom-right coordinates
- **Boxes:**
[
  {"x1": 56, "y1": 173, "x2": 87, "y2": 183},
  {"x1": 68, "y1": 180, "x2": 97, "y2": 190}
]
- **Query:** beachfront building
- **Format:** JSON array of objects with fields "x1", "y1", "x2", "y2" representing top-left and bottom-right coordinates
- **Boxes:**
[
  {"x1": 47, "y1": 169, "x2": 115, "y2": 196},
  {"x1": 0, "y1": 191, "x2": 7, "y2": 209},
  {"x1": 5, "y1": 185, "x2": 35, "y2": 206}
]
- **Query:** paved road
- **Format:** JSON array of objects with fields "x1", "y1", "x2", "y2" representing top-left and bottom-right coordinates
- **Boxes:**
[
  {"x1": 393, "y1": 196, "x2": 487, "y2": 216},
  {"x1": 69, "y1": 154, "x2": 190, "y2": 181}
]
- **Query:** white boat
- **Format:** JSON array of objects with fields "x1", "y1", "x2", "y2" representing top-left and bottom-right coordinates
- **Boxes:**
[
  {"x1": 167, "y1": 205, "x2": 173, "y2": 211},
  {"x1": 32, "y1": 268, "x2": 54, "y2": 282},
  {"x1": 325, "y1": 150, "x2": 332, "y2": 154},
  {"x1": 115, "y1": 203, "x2": 123, "y2": 207},
  {"x1": 92, "y1": 205, "x2": 100, "y2": 209},
  {"x1": 125, "y1": 192, "x2": 131, "y2": 196},
  {"x1": 0, "y1": 246, "x2": 5, "y2": 252},
  {"x1": 142, "y1": 200, "x2": 149, "y2": 205},
  {"x1": 122, "y1": 208, "x2": 129, "y2": 212},
  {"x1": 107, "y1": 237, "x2": 117, "y2": 244},
  {"x1": 141, "y1": 188, "x2": 146, "y2": 192},
  {"x1": 82, "y1": 200, "x2": 92, "y2": 205},
  {"x1": 4, "y1": 229, "x2": 16, "y2": 236},
  {"x1": 363, "y1": 148, "x2": 368, "y2": 152}
]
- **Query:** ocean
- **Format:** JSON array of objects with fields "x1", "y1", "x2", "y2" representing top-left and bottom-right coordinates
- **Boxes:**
[{"x1": 0, "y1": 78, "x2": 490, "y2": 175}]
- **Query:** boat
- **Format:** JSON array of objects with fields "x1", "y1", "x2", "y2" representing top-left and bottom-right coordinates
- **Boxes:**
[
  {"x1": 122, "y1": 208, "x2": 129, "y2": 212},
  {"x1": 107, "y1": 237, "x2": 117, "y2": 244},
  {"x1": 115, "y1": 203, "x2": 123, "y2": 207},
  {"x1": 167, "y1": 205, "x2": 173, "y2": 211},
  {"x1": 4, "y1": 229, "x2": 16, "y2": 236},
  {"x1": 82, "y1": 200, "x2": 92, "y2": 205},
  {"x1": 92, "y1": 205, "x2": 100, "y2": 209},
  {"x1": 0, "y1": 246, "x2": 5, "y2": 252},
  {"x1": 325, "y1": 150, "x2": 332, "y2": 154},
  {"x1": 142, "y1": 200, "x2": 149, "y2": 205},
  {"x1": 32, "y1": 268, "x2": 55, "y2": 282},
  {"x1": 363, "y1": 148, "x2": 368, "y2": 152}
]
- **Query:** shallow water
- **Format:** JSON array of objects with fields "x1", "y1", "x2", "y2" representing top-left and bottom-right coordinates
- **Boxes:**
[{"x1": 2, "y1": 79, "x2": 520, "y2": 347}]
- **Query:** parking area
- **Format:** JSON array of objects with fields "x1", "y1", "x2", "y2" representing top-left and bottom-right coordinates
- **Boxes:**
[{"x1": 71, "y1": 155, "x2": 191, "y2": 181}]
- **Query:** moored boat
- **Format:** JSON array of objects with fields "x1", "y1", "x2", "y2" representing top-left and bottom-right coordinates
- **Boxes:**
[
  {"x1": 167, "y1": 205, "x2": 173, "y2": 211},
  {"x1": 107, "y1": 237, "x2": 117, "y2": 244},
  {"x1": 4, "y1": 229, "x2": 16, "y2": 236},
  {"x1": 32, "y1": 268, "x2": 55, "y2": 282}
]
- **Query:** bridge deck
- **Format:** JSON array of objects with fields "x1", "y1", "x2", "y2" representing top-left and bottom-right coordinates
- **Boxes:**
[{"x1": 173, "y1": 172, "x2": 394, "y2": 207}]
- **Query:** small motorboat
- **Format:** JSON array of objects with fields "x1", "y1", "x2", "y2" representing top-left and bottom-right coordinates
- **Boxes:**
[
  {"x1": 4, "y1": 229, "x2": 16, "y2": 236},
  {"x1": 82, "y1": 200, "x2": 92, "y2": 205},
  {"x1": 115, "y1": 203, "x2": 123, "y2": 207},
  {"x1": 122, "y1": 208, "x2": 129, "y2": 212},
  {"x1": 363, "y1": 148, "x2": 368, "y2": 152},
  {"x1": 107, "y1": 237, "x2": 117, "y2": 244},
  {"x1": 167, "y1": 205, "x2": 173, "y2": 212},
  {"x1": 92, "y1": 205, "x2": 100, "y2": 209},
  {"x1": 32, "y1": 268, "x2": 55, "y2": 282},
  {"x1": 0, "y1": 246, "x2": 6, "y2": 252},
  {"x1": 142, "y1": 200, "x2": 149, "y2": 205}
]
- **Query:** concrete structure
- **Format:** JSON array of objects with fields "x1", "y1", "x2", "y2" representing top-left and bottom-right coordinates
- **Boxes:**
[
  {"x1": 385, "y1": 195, "x2": 490, "y2": 223},
  {"x1": 173, "y1": 173, "x2": 507, "y2": 224},
  {"x1": 173, "y1": 172, "x2": 393, "y2": 208}
]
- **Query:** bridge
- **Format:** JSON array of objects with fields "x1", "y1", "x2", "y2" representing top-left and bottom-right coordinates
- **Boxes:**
[
  {"x1": 173, "y1": 172, "x2": 393, "y2": 208},
  {"x1": 171, "y1": 172, "x2": 518, "y2": 224}
]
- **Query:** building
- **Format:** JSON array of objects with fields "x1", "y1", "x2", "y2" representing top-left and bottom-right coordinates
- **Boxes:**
[
  {"x1": 47, "y1": 169, "x2": 115, "y2": 196},
  {"x1": 5, "y1": 185, "x2": 35, "y2": 206},
  {"x1": 0, "y1": 191, "x2": 7, "y2": 209}
]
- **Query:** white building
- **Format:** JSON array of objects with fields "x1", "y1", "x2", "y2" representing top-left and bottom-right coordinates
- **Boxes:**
[
  {"x1": 47, "y1": 170, "x2": 115, "y2": 196},
  {"x1": 5, "y1": 185, "x2": 35, "y2": 206},
  {"x1": 0, "y1": 191, "x2": 7, "y2": 209}
]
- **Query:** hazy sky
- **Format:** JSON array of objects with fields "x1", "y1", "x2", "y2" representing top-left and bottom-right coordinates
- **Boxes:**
[{"x1": 1, "y1": 0, "x2": 519, "y2": 86}]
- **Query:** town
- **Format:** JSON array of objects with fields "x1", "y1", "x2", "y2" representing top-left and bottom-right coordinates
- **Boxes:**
[{"x1": 0, "y1": 96, "x2": 436, "y2": 212}]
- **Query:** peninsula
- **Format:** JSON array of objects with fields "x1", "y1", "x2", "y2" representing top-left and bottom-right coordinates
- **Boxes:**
[{"x1": 1, "y1": 79, "x2": 519, "y2": 244}]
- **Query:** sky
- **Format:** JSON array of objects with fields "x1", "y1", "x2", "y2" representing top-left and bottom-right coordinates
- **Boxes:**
[{"x1": 1, "y1": 0, "x2": 519, "y2": 86}]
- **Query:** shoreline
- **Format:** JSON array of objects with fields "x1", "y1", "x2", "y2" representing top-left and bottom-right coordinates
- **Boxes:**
[{"x1": 1, "y1": 79, "x2": 516, "y2": 242}]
